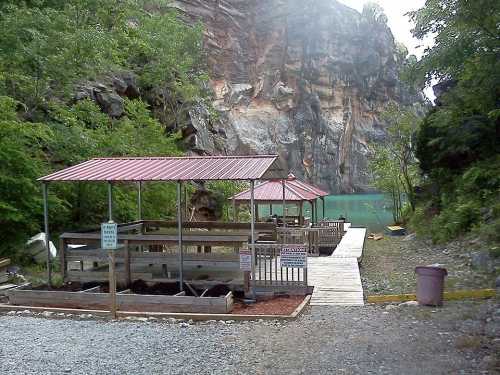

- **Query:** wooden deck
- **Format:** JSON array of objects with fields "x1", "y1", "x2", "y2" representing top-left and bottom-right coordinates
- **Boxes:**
[
  {"x1": 331, "y1": 227, "x2": 366, "y2": 261},
  {"x1": 308, "y1": 227, "x2": 366, "y2": 306}
]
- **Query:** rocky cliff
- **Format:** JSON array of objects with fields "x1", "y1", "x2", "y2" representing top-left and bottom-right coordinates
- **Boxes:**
[{"x1": 171, "y1": 0, "x2": 421, "y2": 193}]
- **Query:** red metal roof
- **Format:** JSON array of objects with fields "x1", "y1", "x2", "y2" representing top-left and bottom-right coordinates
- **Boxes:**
[
  {"x1": 231, "y1": 175, "x2": 327, "y2": 202},
  {"x1": 286, "y1": 174, "x2": 329, "y2": 197},
  {"x1": 38, "y1": 156, "x2": 286, "y2": 182}
]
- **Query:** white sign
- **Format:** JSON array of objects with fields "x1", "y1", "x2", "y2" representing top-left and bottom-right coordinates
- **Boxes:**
[
  {"x1": 280, "y1": 246, "x2": 307, "y2": 268},
  {"x1": 239, "y1": 249, "x2": 252, "y2": 271},
  {"x1": 101, "y1": 222, "x2": 118, "y2": 250}
]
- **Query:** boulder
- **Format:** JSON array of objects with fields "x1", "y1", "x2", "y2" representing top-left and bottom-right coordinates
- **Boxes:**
[{"x1": 95, "y1": 91, "x2": 124, "y2": 117}]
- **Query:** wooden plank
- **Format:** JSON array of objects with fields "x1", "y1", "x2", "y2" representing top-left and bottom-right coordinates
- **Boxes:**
[
  {"x1": 308, "y1": 250, "x2": 364, "y2": 306},
  {"x1": 0, "y1": 293, "x2": 311, "y2": 321},
  {"x1": 7, "y1": 289, "x2": 232, "y2": 313},
  {"x1": 0, "y1": 258, "x2": 11, "y2": 269}
]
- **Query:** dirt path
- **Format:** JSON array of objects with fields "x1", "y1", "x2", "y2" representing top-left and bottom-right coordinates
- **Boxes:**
[{"x1": 361, "y1": 236, "x2": 496, "y2": 295}]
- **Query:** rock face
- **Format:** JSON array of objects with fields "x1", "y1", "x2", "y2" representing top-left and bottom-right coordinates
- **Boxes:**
[{"x1": 173, "y1": 0, "x2": 421, "y2": 193}]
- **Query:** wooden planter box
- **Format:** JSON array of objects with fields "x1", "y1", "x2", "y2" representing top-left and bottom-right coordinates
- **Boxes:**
[{"x1": 6, "y1": 287, "x2": 233, "y2": 314}]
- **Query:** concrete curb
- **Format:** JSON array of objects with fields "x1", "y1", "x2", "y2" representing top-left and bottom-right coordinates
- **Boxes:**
[{"x1": 367, "y1": 289, "x2": 496, "y2": 304}]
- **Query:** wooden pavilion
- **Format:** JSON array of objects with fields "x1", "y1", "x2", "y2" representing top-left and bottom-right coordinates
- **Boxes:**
[{"x1": 230, "y1": 174, "x2": 329, "y2": 226}]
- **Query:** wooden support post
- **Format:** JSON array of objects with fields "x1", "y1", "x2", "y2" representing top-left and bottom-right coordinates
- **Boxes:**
[
  {"x1": 299, "y1": 202, "x2": 303, "y2": 226},
  {"x1": 124, "y1": 240, "x2": 131, "y2": 287},
  {"x1": 108, "y1": 249, "x2": 117, "y2": 319},
  {"x1": 322, "y1": 196, "x2": 325, "y2": 220},
  {"x1": 269, "y1": 204, "x2": 273, "y2": 216},
  {"x1": 59, "y1": 238, "x2": 66, "y2": 282}
]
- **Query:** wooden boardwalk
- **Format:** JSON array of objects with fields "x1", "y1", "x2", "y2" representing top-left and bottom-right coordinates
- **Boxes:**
[
  {"x1": 331, "y1": 227, "x2": 366, "y2": 261},
  {"x1": 309, "y1": 227, "x2": 366, "y2": 306}
]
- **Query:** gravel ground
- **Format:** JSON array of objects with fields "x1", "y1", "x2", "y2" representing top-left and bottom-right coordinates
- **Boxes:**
[
  {"x1": 361, "y1": 236, "x2": 496, "y2": 295},
  {"x1": 1, "y1": 299, "x2": 499, "y2": 375}
]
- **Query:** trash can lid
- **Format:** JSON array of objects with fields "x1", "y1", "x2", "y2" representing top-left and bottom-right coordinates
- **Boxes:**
[{"x1": 415, "y1": 266, "x2": 448, "y2": 276}]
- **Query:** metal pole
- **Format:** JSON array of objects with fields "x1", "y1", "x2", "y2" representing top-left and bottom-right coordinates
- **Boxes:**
[
  {"x1": 282, "y1": 179, "x2": 286, "y2": 228},
  {"x1": 250, "y1": 180, "x2": 256, "y2": 298},
  {"x1": 42, "y1": 183, "x2": 52, "y2": 287},
  {"x1": 232, "y1": 197, "x2": 237, "y2": 222},
  {"x1": 177, "y1": 181, "x2": 184, "y2": 291},
  {"x1": 108, "y1": 182, "x2": 113, "y2": 222},
  {"x1": 137, "y1": 181, "x2": 142, "y2": 221}
]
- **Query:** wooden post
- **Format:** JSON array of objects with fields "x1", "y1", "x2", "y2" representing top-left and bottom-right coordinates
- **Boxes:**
[
  {"x1": 322, "y1": 196, "x2": 325, "y2": 220},
  {"x1": 299, "y1": 202, "x2": 303, "y2": 226},
  {"x1": 42, "y1": 183, "x2": 52, "y2": 287},
  {"x1": 59, "y1": 238, "x2": 66, "y2": 282},
  {"x1": 124, "y1": 240, "x2": 131, "y2": 287},
  {"x1": 269, "y1": 204, "x2": 273, "y2": 216},
  {"x1": 109, "y1": 249, "x2": 117, "y2": 319}
]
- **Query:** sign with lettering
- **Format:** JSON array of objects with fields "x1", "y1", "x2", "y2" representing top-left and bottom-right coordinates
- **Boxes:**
[
  {"x1": 280, "y1": 246, "x2": 307, "y2": 268},
  {"x1": 101, "y1": 222, "x2": 118, "y2": 250},
  {"x1": 239, "y1": 249, "x2": 252, "y2": 271}
]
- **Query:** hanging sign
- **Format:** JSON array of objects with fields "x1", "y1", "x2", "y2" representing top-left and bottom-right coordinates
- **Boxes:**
[
  {"x1": 280, "y1": 246, "x2": 307, "y2": 268},
  {"x1": 239, "y1": 249, "x2": 252, "y2": 271},
  {"x1": 101, "y1": 221, "x2": 118, "y2": 250}
]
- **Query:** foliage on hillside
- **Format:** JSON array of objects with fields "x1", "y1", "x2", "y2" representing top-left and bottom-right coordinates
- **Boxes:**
[
  {"x1": 0, "y1": 0, "x2": 206, "y2": 258},
  {"x1": 369, "y1": 105, "x2": 421, "y2": 223},
  {"x1": 405, "y1": 0, "x2": 500, "y2": 243}
]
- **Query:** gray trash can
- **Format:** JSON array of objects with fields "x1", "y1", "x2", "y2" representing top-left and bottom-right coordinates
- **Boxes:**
[{"x1": 415, "y1": 266, "x2": 447, "y2": 306}]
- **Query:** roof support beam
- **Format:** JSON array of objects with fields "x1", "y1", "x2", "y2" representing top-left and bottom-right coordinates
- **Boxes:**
[
  {"x1": 137, "y1": 182, "x2": 142, "y2": 221},
  {"x1": 250, "y1": 180, "x2": 256, "y2": 299},
  {"x1": 177, "y1": 181, "x2": 184, "y2": 292},
  {"x1": 282, "y1": 179, "x2": 286, "y2": 228},
  {"x1": 107, "y1": 182, "x2": 113, "y2": 222}
]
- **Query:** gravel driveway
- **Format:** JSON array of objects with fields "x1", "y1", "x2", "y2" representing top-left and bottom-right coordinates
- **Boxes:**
[{"x1": 1, "y1": 300, "x2": 498, "y2": 375}]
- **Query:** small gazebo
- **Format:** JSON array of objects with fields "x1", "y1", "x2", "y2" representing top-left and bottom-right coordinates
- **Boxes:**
[{"x1": 230, "y1": 174, "x2": 329, "y2": 226}]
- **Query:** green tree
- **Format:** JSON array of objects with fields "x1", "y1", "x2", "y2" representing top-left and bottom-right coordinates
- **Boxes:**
[
  {"x1": 405, "y1": 0, "x2": 500, "y2": 242},
  {"x1": 370, "y1": 105, "x2": 421, "y2": 222}
]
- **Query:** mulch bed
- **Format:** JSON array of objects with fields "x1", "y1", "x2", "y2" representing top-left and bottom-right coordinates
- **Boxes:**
[{"x1": 231, "y1": 296, "x2": 304, "y2": 315}]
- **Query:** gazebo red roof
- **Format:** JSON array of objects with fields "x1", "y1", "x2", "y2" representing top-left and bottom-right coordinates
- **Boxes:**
[{"x1": 231, "y1": 174, "x2": 329, "y2": 203}]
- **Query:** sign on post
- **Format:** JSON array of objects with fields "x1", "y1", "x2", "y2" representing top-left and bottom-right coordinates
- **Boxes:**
[
  {"x1": 280, "y1": 246, "x2": 307, "y2": 268},
  {"x1": 239, "y1": 249, "x2": 252, "y2": 272},
  {"x1": 101, "y1": 221, "x2": 118, "y2": 319},
  {"x1": 101, "y1": 222, "x2": 117, "y2": 250}
]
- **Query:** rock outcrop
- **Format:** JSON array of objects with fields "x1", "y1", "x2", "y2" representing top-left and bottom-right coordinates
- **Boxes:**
[{"x1": 170, "y1": 0, "x2": 421, "y2": 193}]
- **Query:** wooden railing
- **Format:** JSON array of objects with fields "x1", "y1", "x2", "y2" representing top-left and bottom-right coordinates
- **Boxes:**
[
  {"x1": 277, "y1": 225, "x2": 345, "y2": 256},
  {"x1": 253, "y1": 244, "x2": 308, "y2": 287}
]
